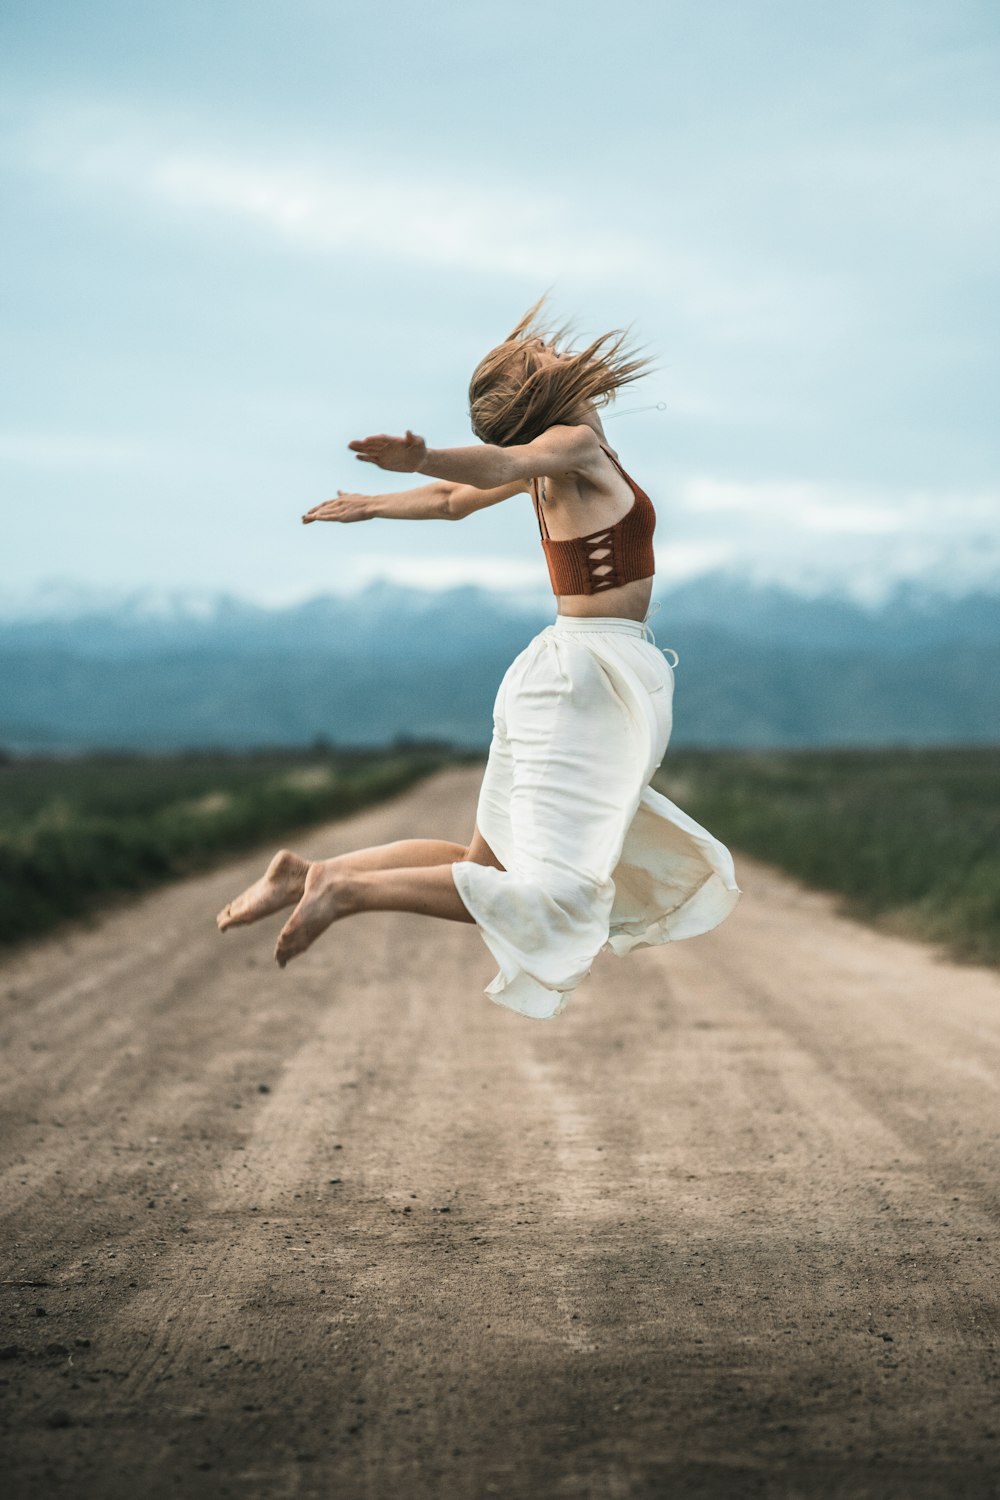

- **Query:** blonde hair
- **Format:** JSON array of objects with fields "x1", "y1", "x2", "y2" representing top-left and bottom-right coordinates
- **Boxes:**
[{"x1": 468, "y1": 294, "x2": 654, "y2": 447}]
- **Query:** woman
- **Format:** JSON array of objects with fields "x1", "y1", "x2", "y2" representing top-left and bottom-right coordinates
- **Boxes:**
[{"x1": 217, "y1": 299, "x2": 740, "y2": 1020}]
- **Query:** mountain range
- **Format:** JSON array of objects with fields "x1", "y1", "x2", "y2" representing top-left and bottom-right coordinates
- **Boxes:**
[{"x1": 1, "y1": 575, "x2": 998, "y2": 751}]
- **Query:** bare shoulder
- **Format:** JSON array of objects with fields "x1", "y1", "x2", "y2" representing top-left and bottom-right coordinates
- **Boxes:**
[
  {"x1": 523, "y1": 423, "x2": 603, "y2": 476},
  {"x1": 544, "y1": 423, "x2": 603, "y2": 453}
]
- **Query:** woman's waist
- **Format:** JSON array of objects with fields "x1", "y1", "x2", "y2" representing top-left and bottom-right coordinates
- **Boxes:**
[
  {"x1": 551, "y1": 572, "x2": 654, "y2": 621},
  {"x1": 548, "y1": 600, "x2": 677, "y2": 664},
  {"x1": 551, "y1": 614, "x2": 648, "y2": 636}
]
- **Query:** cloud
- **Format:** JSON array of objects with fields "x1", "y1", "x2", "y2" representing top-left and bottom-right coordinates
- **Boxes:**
[
  {"x1": 679, "y1": 475, "x2": 999, "y2": 535},
  {"x1": 681, "y1": 476, "x2": 904, "y2": 534},
  {"x1": 654, "y1": 539, "x2": 734, "y2": 580},
  {"x1": 8, "y1": 99, "x2": 647, "y2": 282},
  {"x1": 151, "y1": 154, "x2": 649, "y2": 282},
  {"x1": 343, "y1": 552, "x2": 546, "y2": 592},
  {"x1": 669, "y1": 475, "x2": 1000, "y2": 600},
  {"x1": 272, "y1": 485, "x2": 1000, "y2": 605},
  {"x1": 0, "y1": 430, "x2": 151, "y2": 470},
  {"x1": 3, "y1": 96, "x2": 839, "y2": 341},
  {"x1": 777, "y1": 125, "x2": 1000, "y2": 246}
]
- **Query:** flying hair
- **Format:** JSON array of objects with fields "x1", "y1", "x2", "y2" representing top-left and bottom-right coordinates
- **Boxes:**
[{"x1": 468, "y1": 293, "x2": 655, "y2": 448}]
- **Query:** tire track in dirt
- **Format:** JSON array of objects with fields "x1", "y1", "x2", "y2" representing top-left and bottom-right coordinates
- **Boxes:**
[{"x1": 2, "y1": 766, "x2": 999, "y2": 1499}]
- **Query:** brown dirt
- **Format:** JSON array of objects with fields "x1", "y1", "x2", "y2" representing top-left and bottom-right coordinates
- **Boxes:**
[{"x1": 1, "y1": 766, "x2": 999, "y2": 1499}]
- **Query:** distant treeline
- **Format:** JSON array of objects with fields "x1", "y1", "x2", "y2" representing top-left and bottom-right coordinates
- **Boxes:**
[
  {"x1": 655, "y1": 747, "x2": 1000, "y2": 968},
  {"x1": 0, "y1": 744, "x2": 457, "y2": 945}
]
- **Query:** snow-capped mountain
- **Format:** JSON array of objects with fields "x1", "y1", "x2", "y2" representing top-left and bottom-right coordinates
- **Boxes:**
[{"x1": 1, "y1": 575, "x2": 998, "y2": 750}]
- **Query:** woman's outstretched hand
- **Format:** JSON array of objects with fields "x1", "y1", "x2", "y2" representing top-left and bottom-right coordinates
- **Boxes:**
[
  {"x1": 302, "y1": 491, "x2": 372, "y2": 524},
  {"x1": 348, "y1": 430, "x2": 427, "y2": 472}
]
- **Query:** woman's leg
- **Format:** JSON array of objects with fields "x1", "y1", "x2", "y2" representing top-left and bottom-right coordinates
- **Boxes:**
[
  {"x1": 272, "y1": 827, "x2": 502, "y2": 967},
  {"x1": 217, "y1": 829, "x2": 502, "y2": 932},
  {"x1": 217, "y1": 838, "x2": 464, "y2": 931}
]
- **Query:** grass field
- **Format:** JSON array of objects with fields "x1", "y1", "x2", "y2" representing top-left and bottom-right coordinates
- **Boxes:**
[
  {"x1": 4, "y1": 744, "x2": 998, "y2": 967},
  {"x1": 655, "y1": 746, "x2": 1000, "y2": 967},
  {"x1": 0, "y1": 744, "x2": 453, "y2": 945}
]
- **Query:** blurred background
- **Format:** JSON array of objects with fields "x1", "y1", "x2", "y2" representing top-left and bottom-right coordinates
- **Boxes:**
[{"x1": 1, "y1": 0, "x2": 998, "y2": 957}]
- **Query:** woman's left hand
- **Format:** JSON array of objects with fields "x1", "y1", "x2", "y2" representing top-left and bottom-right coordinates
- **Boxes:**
[
  {"x1": 301, "y1": 491, "x2": 372, "y2": 524},
  {"x1": 348, "y1": 430, "x2": 427, "y2": 472}
]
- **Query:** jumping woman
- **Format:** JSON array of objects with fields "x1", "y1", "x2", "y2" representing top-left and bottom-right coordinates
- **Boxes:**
[{"x1": 216, "y1": 298, "x2": 740, "y2": 1020}]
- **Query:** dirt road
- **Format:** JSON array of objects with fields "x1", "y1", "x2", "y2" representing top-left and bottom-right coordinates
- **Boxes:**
[{"x1": 2, "y1": 767, "x2": 999, "y2": 1499}]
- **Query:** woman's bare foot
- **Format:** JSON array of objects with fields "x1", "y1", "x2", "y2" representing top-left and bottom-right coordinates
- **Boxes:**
[
  {"x1": 273, "y1": 860, "x2": 359, "y2": 968},
  {"x1": 216, "y1": 850, "x2": 310, "y2": 932}
]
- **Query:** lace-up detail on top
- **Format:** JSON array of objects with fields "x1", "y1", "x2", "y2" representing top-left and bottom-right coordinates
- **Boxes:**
[{"x1": 531, "y1": 445, "x2": 656, "y2": 597}]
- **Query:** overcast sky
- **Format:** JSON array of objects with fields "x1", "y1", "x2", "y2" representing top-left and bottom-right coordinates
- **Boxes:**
[{"x1": 2, "y1": 0, "x2": 998, "y2": 607}]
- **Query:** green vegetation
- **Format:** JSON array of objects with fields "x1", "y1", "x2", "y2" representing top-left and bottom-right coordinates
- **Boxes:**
[
  {"x1": 0, "y1": 744, "x2": 454, "y2": 945},
  {"x1": 655, "y1": 747, "x2": 1000, "y2": 967},
  {"x1": 6, "y1": 743, "x2": 998, "y2": 966}
]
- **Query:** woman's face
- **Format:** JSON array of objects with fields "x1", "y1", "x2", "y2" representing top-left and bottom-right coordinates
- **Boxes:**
[{"x1": 525, "y1": 336, "x2": 565, "y2": 370}]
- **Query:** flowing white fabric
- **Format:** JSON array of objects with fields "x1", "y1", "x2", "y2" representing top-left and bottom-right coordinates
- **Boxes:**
[{"x1": 450, "y1": 615, "x2": 741, "y2": 1020}]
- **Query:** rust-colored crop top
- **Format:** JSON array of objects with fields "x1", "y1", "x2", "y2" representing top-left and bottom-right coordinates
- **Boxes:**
[{"x1": 530, "y1": 444, "x2": 656, "y2": 596}]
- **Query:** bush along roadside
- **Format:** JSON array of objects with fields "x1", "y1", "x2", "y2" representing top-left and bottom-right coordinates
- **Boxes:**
[
  {"x1": 654, "y1": 746, "x2": 1000, "y2": 969},
  {"x1": 0, "y1": 751, "x2": 446, "y2": 946}
]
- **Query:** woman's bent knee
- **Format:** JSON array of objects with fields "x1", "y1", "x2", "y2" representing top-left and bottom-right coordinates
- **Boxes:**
[{"x1": 462, "y1": 826, "x2": 505, "y2": 871}]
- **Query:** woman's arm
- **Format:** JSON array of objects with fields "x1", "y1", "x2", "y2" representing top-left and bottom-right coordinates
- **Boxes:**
[
  {"x1": 302, "y1": 482, "x2": 451, "y2": 524},
  {"x1": 302, "y1": 478, "x2": 526, "y2": 525},
  {"x1": 348, "y1": 423, "x2": 600, "y2": 488}
]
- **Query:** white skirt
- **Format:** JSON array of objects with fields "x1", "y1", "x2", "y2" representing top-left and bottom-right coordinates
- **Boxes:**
[{"x1": 450, "y1": 615, "x2": 741, "y2": 1020}]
